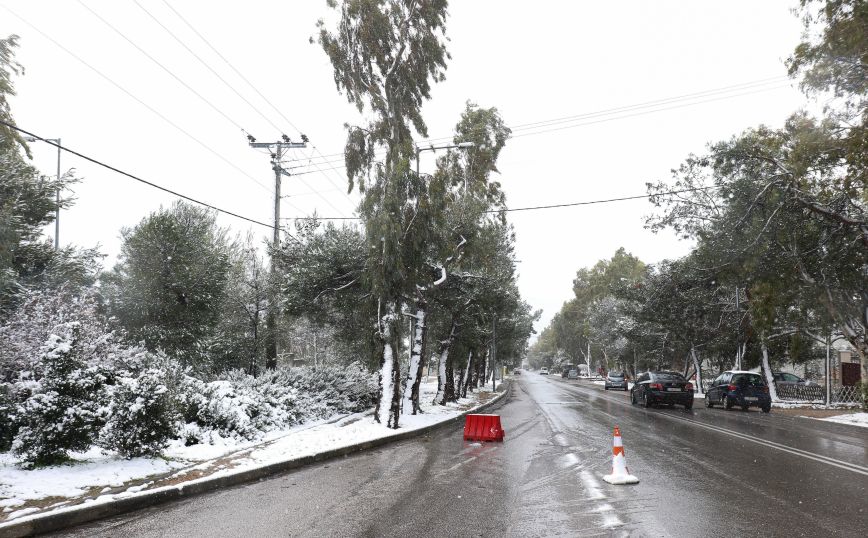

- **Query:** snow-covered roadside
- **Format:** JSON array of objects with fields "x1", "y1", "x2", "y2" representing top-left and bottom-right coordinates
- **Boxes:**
[
  {"x1": 808, "y1": 412, "x2": 868, "y2": 429},
  {"x1": 0, "y1": 379, "x2": 500, "y2": 524}
]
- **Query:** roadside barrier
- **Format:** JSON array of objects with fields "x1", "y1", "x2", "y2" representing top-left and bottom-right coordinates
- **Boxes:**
[
  {"x1": 602, "y1": 426, "x2": 639, "y2": 485},
  {"x1": 463, "y1": 414, "x2": 505, "y2": 442}
]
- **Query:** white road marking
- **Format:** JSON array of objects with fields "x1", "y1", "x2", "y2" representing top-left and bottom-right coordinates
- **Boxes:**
[{"x1": 560, "y1": 381, "x2": 868, "y2": 477}]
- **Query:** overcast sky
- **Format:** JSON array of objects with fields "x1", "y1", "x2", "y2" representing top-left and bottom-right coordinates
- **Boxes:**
[{"x1": 1, "y1": 1, "x2": 812, "y2": 338}]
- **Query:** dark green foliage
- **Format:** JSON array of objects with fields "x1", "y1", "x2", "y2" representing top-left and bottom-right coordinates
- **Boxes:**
[
  {"x1": 0, "y1": 383, "x2": 15, "y2": 452},
  {"x1": 103, "y1": 201, "x2": 232, "y2": 370}
]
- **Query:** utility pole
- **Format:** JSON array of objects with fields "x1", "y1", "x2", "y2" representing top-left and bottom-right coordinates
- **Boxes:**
[
  {"x1": 491, "y1": 317, "x2": 497, "y2": 391},
  {"x1": 249, "y1": 134, "x2": 307, "y2": 369},
  {"x1": 735, "y1": 287, "x2": 742, "y2": 370}
]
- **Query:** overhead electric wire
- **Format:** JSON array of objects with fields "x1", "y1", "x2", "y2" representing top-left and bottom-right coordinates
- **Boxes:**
[
  {"x1": 279, "y1": 77, "x2": 793, "y2": 174},
  {"x1": 160, "y1": 0, "x2": 357, "y2": 213},
  {"x1": 0, "y1": 119, "x2": 305, "y2": 241},
  {"x1": 508, "y1": 83, "x2": 792, "y2": 139},
  {"x1": 490, "y1": 185, "x2": 719, "y2": 213},
  {"x1": 278, "y1": 80, "x2": 790, "y2": 175},
  {"x1": 77, "y1": 0, "x2": 248, "y2": 132},
  {"x1": 281, "y1": 185, "x2": 721, "y2": 220},
  {"x1": 1, "y1": 3, "x2": 277, "y2": 198},
  {"x1": 131, "y1": 0, "x2": 287, "y2": 137},
  {"x1": 421, "y1": 76, "x2": 791, "y2": 144}
]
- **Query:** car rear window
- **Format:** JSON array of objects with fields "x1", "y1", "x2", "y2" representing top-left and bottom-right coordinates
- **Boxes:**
[
  {"x1": 652, "y1": 373, "x2": 686, "y2": 382},
  {"x1": 731, "y1": 373, "x2": 765, "y2": 386},
  {"x1": 609, "y1": 373, "x2": 625, "y2": 378}
]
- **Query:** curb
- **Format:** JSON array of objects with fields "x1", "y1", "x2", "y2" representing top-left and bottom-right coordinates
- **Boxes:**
[{"x1": 0, "y1": 381, "x2": 512, "y2": 538}]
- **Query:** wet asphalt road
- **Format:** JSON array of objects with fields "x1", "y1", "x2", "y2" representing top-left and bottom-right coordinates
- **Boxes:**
[{"x1": 54, "y1": 373, "x2": 868, "y2": 537}]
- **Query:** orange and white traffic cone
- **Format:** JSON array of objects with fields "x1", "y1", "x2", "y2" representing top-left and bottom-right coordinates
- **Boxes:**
[{"x1": 602, "y1": 426, "x2": 639, "y2": 485}]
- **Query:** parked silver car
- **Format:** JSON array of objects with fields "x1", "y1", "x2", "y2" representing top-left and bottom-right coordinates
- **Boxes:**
[
  {"x1": 604, "y1": 372, "x2": 629, "y2": 391},
  {"x1": 773, "y1": 372, "x2": 814, "y2": 386}
]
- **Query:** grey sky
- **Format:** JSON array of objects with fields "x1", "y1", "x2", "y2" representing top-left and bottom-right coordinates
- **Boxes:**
[{"x1": 1, "y1": 1, "x2": 811, "y2": 337}]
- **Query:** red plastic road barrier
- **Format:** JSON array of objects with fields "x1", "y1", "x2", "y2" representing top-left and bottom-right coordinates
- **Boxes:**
[{"x1": 463, "y1": 414, "x2": 505, "y2": 442}]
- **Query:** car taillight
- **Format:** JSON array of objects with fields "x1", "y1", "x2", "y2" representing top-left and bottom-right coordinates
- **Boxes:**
[
  {"x1": 761, "y1": 386, "x2": 769, "y2": 393},
  {"x1": 685, "y1": 383, "x2": 693, "y2": 391},
  {"x1": 727, "y1": 384, "x2": 737, "y2": 391},
  {"x1": 649, "y1": 383, "x2": 663, "y2": 390}
]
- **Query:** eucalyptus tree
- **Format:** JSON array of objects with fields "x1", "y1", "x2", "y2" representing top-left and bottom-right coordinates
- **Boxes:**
[
  {"x1": 401, "y1": 103, "x2": 511, "y2": 413},
  {"x1": 317, "y1": 0, "x2": 450, "y2": 428}
]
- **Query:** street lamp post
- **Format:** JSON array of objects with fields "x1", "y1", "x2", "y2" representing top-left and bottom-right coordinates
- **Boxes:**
[
  {"x1": 24, "y1": 136, "x2": 62, "y2": 251},
  {"x1": 414, "y1": 141, "x2": 475, "y2": 179}
]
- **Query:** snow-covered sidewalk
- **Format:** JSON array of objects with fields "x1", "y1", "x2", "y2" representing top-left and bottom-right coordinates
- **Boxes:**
[
  {"x1": 808, "y1": 412, "x2": 868, "y2": 429},
  {"x1": 0, "y1": 379, "x2": 504, "y2": 527}
]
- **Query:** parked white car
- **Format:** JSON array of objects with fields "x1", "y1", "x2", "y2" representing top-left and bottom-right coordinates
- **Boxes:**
[{"x1": 540, "y1": 367, "x2": 549, "y2": 375}]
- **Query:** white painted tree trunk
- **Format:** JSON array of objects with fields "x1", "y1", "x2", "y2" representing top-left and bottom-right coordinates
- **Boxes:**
[
  {"x1": 690, "y1": 345, "x2": 703, "y2": 396},
  {"x1": 377, "y1": 319, "x2": 395, "y2": 424},
  {"x1": 760, "y1": 341, "x2": 780, "y2": 402},
  {"x1": 435, "y1": 347, "x2": 448, "y2": 404},
  {"x1": 402, "y1": 308, "x2": 426, "y2": 414}
]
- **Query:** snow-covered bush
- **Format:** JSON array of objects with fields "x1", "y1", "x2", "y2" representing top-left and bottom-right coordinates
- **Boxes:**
[
  {"x1": 13, "y1": 325, "x2": 112, "y2": 467},
  {"x1": 177, "y1": 363, "x2": 378, "y2": 442},
  {"x1": 0, "y1": 286, "x2": 123, "y2": 382},
  {"x1": 179, "y1": 376, "x2": 261, "y2": 441},
  {"x1": 99, "y1": 366, "x2": 181, "y2": 458},
  {"x1": 279, "y1": 363, "x2": 379, "y2": 418}
]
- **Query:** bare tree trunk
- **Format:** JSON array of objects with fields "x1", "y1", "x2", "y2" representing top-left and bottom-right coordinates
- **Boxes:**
[
  {"x1": 434, "y1": 321, "x2": 457, "y2": 405},
  {"x1": 462, "y1": 351, "x2": 474, "y2": 397}
]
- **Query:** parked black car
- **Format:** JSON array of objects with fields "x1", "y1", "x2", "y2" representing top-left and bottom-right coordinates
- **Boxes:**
[
  {"x1": 630, "y1": 371, "x2": 694, "y2": 409},
  {"x1": 604, "y1": 371, "x2": 629, "y2": 391},
  {"x1": 705, "y1": 371, "x2": 771, "y2": 412},
  {"x1": 561, "y1": 364, "x2": 576, "y2": 378}
]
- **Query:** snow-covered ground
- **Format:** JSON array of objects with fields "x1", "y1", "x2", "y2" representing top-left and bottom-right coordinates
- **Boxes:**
[
  {"x1": 0, "y1": 379, "x2": 500, "y2": 524},
  {"x1": 810, "y1": 412, "x2": 868, "y2": 429}
]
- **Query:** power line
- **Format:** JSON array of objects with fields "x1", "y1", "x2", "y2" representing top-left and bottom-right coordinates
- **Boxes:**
[
  {"x1": 424, "y1": 76, "x2": 791, "y2": 143},
  {"x1": 1, "y1": 3, "x2": 276, "y2": 198},
  {"x1": 76, "y1": 0, "x2": 247, "y2": 133},
  {"x1": 0, "y1": 119, "x2": 306, "y2": 241},
  {"x1": 279, "y1": 77, "x2": 793, "y2": 174},
  {"x1": 280, "y1": 185, "x2": 720, "y2": 220},
  {"x1": 509, "y1": 84, "x2": 792, "y2": 139},
  {"x1": 490, "y1": 186, "x2": 719, "y2": 213},
  {"x1": 131, "y1": 0, "x2": 287, "y2": 137},
  {"x1": 159, "y1": 0, "x2": 358, "y2": 212}
]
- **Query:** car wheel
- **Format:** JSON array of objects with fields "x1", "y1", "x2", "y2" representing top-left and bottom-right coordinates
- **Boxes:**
[
  {"x1": 643, "y1": 392, "x2": 653, "y2": 408},
  {"x1": 630, "y1": 390, "x2": 637, "y2": 405},
  {"x1": 761, "y1": 405, "x2": 771, "y2": 413},
  {"x1": 741, "y1": 405, "x2": 749, "y2": 411},
  {"x1": 705, "y1": 394, "x2": 713, "y2": 408},
  {"x1": 604, "y1": 386, "x2": 608, "y2": 391},
  {"x1": 684, "y1": 401, "x2": 693, "y2": 410},
  {"x1": 724, "y1": 395, "x2": 734, "y2": 410}
]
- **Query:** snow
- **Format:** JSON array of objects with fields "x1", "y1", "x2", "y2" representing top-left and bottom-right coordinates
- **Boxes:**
[
  {"x1": 0, "y1": 448, "x2": 185, "y2": 506},
  {"x1": 810, "y1": 412, "x2": 868, "y2": 429},
  {"x1": 0, "y1": 379, "x2": 501, "y2": 525}
]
